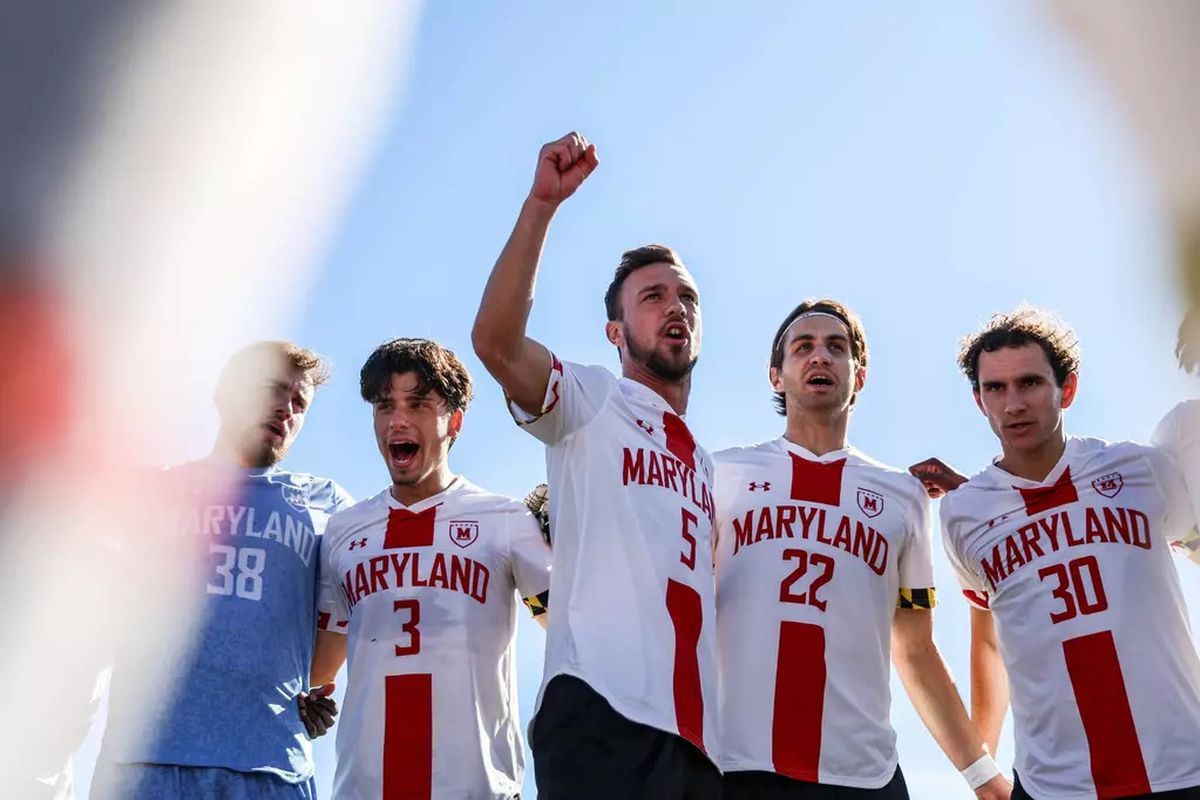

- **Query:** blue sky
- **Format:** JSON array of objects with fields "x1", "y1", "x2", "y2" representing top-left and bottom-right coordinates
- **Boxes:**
[{"x1": 77, "y1": 2, "x2": 1199, "y2": 797}]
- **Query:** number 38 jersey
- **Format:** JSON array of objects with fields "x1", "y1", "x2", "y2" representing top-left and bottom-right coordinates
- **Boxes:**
[
  {"x1": 942, "y1": 437, "x2": 1200, "y2": 800},
  {"x1": 713, "y1": 439, "x2": 936, "y2": 788},
  {"x1": 316, "y1": 478, "x2": 551, "y2": 800}
]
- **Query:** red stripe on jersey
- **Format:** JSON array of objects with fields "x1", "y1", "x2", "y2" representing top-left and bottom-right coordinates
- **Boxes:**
[
  {"x1": 789, "y1": 453, "x2": 845, "y2": 506},
  {"x1": 1019, "y1": 468, "x2": 1078, "y2": 517},
  {"x1": 962, "y1": 589, "x2": 991, "y2": 609},
  {"x1": 383, "y1": 673, "x2": 433, "y2": 800},
  {"x1": 1062, "y1": 631, "x2": 1151, "y2": 798},
  {"x1": 663, "y1": 413, "x2": 697, "y2": 471},
  {"x1": 384, "y1": 506, "x2": 437, "y2": 549},
  {"x1": 666, "y1": 578, "x2": 705, "y2": 752},
  {"x1": 316, "y1": 611, "x2": 331, "y2": 630},
  {"x1": 772, "y1": 621, "x2": 826, "y2": 782}
]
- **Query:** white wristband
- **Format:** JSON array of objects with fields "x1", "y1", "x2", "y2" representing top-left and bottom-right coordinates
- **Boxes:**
[{"x1": 961, "y1": 754, "x2": 1001, "y2": 791}]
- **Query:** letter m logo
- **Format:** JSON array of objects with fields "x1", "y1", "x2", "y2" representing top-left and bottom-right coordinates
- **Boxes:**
[
  {"x1": 448, "y1": 520, "x2": 479, "y2": 548},
  {"x1": 857, "y1": 488, "x2": 884, "y2": 518}
]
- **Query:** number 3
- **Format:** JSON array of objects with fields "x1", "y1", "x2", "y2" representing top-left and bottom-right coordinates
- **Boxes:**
[{"x1": 394, "y1": 599, "x2": 421, "y2": 656}]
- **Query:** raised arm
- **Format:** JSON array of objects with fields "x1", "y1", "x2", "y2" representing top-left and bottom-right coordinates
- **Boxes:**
[{"x1": 472, "y1": 132, "x2": 598, "y2": 414}]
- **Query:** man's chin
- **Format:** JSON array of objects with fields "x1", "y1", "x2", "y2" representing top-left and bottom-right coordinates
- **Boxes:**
[{"x1": 647, "y1": 353, "x2": 698, "y2": 383}]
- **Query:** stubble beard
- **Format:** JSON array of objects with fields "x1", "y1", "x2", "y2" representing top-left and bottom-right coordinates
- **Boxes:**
[{"x1": 625, "y1": 326, "x2": 698, "y2": 382}]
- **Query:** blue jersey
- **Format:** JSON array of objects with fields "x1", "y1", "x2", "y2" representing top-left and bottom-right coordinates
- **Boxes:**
[{"x1": 101, "y1": 461, "x2": 352, "y2": 783}]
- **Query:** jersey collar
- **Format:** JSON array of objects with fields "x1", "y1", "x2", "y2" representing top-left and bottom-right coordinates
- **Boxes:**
[
  {"x1": 777, "y1": 436, "x2": 856, "y2": 463},
  {"x1": 384, "y1": 475, "x2": 467, "y2": 513},
  {"x1": 986, "y1": 435, "x2": 1079, "y2": 488},
  {"x1": 619, "y1": 376, "x2": 683, "y2": 417}
]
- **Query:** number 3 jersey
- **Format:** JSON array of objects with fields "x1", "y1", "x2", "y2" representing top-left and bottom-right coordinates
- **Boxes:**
[
  {"x1": 316, "y1": 478, "x2": 552, "y2": 800},
  {"x1": 713, "y1": 439, "x2": 936, "y2": 788},
  {"x1": 942, "y1": 437, "x2": 1200, "y2": 800},
  {"x1": 102, "y1": 462, "x2": 352, "y2": 782}
]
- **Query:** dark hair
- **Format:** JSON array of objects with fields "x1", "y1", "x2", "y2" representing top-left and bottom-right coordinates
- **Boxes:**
[
  {"x1": 1177, "y1": 307, "x2": 1200, "y2": 375},
  {"x1": 603, "y1": 244, "x2": 685, "y2": 321},
  {"x1": 957, "y1": 306, "x2": 1080, "y2": 391},
  {"x1": 360, "y1": 337, "x2": 473, "y2": 413},
  {"x1": 216, "y1": 340, "x2": 329, "y2": 405},
  {"x1": 769, "y1": 299, "x2": 868, "y2": 415}
]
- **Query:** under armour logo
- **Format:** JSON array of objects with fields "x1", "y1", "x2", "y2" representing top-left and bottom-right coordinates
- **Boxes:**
[
  {"x1": 348, "y1": 537, "x2": 368, "y2": 550},
  {"x1": 748, "y1": 482, "x2": 771, "y2": 491},
  {"x1": 987, "y1": 513, "x2": 1012, "y2": 529},
  {"x1": 636, "y1": 419, "x2": 655, "y2": 435}
]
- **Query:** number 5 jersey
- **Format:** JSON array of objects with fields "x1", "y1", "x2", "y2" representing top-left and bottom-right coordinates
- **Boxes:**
[
  {"x1": 316, "y1": 477, "x2": 552, "y2": 800},
  {"x1": 941, "y1": 436, "x2": 1200, "y2": 800}
]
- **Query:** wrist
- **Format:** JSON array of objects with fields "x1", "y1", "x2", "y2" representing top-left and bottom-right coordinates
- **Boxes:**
[
  {"x1": 522, "y1": 194, "x2": 560, "y2": 219},
  {"x1": 961, "y1": 753, "x2": 1002, "y2": 791}
]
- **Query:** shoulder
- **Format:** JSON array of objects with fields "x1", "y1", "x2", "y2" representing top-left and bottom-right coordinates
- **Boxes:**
[
  {"x1": 846, "y1": 449, "x2": 928, "y2": 514},
  {"x1": 326, "y1": 489, "x2": 387, "y2": 535},
  {"x1": 714, "y1": 440, "x2": 780, "y2": 467},
  {"x1": 273, "y1": 470, "x2": 351, "y2": 512}
]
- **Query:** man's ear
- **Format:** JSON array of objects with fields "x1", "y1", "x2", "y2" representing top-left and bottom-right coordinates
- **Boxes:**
[
  {"x1": 1060, "y1": 372, "x2": 1078, "y2": 410},
  {"x1": 448, "y1": 408, "x2": 464, "y2": 438}
]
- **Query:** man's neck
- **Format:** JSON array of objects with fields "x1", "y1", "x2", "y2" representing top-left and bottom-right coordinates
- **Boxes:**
[
  {"x1": 783, "y1": 410, "x2": 849, "y2": 457},
  {"x1": 622, "y1": 362, "x2": 691, "y2": 416},
  {"x1": 997, "y1": 433, "x2": 1067, "y2": 483},
  {"x1": 391, "y1": 467, "x2": 456, "y2": 507}
]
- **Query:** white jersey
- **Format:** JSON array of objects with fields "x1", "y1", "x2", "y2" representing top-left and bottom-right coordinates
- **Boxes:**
[
  {"x1": 942, "y1": 437, "x2": 1200, "y2": 800},
  {"x1": 511, "y1": 354, "x2": 719, "y2": 756},
  {"x1": 713, "y1": 439, "x2": 935, "y2": 788},
  {"x1": 316, "y1": 478, "x2": 551, "y2": 800},
  {"x1": 1153, "y1": 398, "x2": 1200, "y2": 562}
]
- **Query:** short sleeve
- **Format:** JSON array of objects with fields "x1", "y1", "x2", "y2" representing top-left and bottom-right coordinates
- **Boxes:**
[
  {"x1": 1142, "y1": 444, "x2": 1200, "y2": 562},
  {"x1": 507, "y1": 352, "x2": 616, "y2": 445},
  {"x1": 507, "y1": 511, "x2": 552, "y2": 619},
  {"x1": 316, "y1": 524, "x2": 350, "y2": 635},
  {"x1": 939, "y1": 495, "x2": 992, "y2": 611},
  {"x1": 896, "y1": 488, "x2": 937, "y2": 609},
  {"x1": 330, "y1": 482, "x2": 355, "y2": 514}
]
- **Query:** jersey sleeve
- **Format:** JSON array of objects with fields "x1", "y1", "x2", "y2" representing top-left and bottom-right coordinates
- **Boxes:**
[
  {"x1": 316, "y1": 521, "x2": 350, "y2": 635},
  {"x1": 939, "y1": 494, "x2": 992, "y2": 611},
  {"x1": 330, "y1": 481, "x2": 355, "y2": 513},
  {"x1": 896, "y1": 487, "x2": 937, "y2": 610},
  {"x1": 1143, "y1": 442, "x2": 1200, "y2": 562},
  {"x1": 507, "y1": 352, "x2": 615, "y2": 445},
  {"x1": 507, "y1": 510, "x2": 552, "y2": 619}
]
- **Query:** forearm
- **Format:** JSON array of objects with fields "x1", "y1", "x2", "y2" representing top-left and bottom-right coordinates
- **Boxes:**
[
  {"x1": 472, "y1": 197, "x2": 556, "y2": 366},
  {"x1": 970, "y1": 640, "x2": 1009, "y2": 756},
  {"x1": 311, "y1": 631, "x2": 346, "y2": 687},
  {"x1": 894, "y1": 643, "x2": 990, "y2": 768}
]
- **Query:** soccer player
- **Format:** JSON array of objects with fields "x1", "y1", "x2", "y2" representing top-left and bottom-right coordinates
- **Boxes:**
[
  {"x1": 1152, "y1": 307, "x2": 1200, "y2": 564},
  {"x1": 923, "y1": 307, "x2": 1200, "y2": 799},
  {"x1": 472, "y1": 133, "x2": 721, "y2": 799},
  {"x1": 714, "y1": 300, "x2": 1009, "y2": 800},
  {"x1": 93, "y1": 341, "x2": 352, "y2": 800},
  {"x1": 312, "y1": 337, "x2": 551, "y2": 800}
]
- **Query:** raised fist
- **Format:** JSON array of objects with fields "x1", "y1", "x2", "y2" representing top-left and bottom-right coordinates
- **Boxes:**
[
  {"x1": 529, "y1": 132, "x2": 599, "y2": 206},
  {"x1": 908, "y1": 457, "x2": 968, "y2": 499}
]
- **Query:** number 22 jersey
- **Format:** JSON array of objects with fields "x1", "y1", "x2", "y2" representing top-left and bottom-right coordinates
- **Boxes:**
[
  {"x1": 942, "y1": 437, "x2": 1200, "y2": 800},
  {"x1": 713, "y1": 439, "x2": 936, "y2": 788},
  {"x1": 317, "y1": 477, "x2": 552, "y2": 800}
]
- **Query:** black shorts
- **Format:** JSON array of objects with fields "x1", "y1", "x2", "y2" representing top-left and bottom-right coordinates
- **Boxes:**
[
  {"x1": 531, "y1": 674, "x2": 721, "y2": 800},
  {"x1": 1012, "y1": 772, "x2": 1200, "y2": 800},
  {"x1": 722, "y1": 766, "x2": 909, "y2": 800}
]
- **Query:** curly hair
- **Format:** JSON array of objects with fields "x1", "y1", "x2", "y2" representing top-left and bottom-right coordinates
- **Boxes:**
[
  {"x1": 957, "y1": 306, "x2": 1080, "y2": 391},
  {"x1": 360, "y1": 338, "x2": 473, "y2": 413}
]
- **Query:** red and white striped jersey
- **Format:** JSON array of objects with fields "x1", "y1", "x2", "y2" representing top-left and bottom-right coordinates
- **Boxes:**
[
  {"x1": 713, "y1": 439, "x2": 936, "y2": 788},
  {"x1": 510, "y1": 354, "x2": 719, "y2": 757},
  {"x1": 316, "y1": 478, "x2": 551, "y2": 800},
  {"x1": 942, "y1": 437, "x2": 1200, "y2": 800}
]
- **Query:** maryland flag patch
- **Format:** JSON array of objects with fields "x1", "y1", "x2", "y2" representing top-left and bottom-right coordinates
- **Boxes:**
[
  {"x1": 522, "y1": 589, "x2": 550, "y2": 617},
  {"x1": 897, "y1": 587, "x2": 937, "y2": 609}
]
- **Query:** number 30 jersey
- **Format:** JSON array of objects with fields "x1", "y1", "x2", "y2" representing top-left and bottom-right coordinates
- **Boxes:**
[
  {"x1": 713, "y1": 439, "x2": 936, "y2": 789},
  {"x1": 317, "y1": 478, "x2": 552, "y2": 800},
  {"x1": 942, "y1": 437, "x2": 1200, "y2": 800}
]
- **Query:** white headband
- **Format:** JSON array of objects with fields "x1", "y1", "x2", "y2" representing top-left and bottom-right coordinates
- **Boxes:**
[{"x1": 772, "y1": 311, "x2": 850, "y2": 354}]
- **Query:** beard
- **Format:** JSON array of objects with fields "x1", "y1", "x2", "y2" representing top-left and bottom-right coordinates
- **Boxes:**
[
  {"x1": 241, "y1": 432, "x2": 288, "y2": 468},
  {"x1": 624, "y1": 325, "x2": 698, "y2": 382}
]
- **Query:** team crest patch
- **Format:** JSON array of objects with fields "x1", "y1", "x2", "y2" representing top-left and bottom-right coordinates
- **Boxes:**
[
  {"x1": 282, "y1": 481, "x2": 312, "y2": 512},
  {"x1": 1092, "y1": 472, "x2": 1124, "y2": 498},
  {"x1": 448, "y1": 520, "x2": 479, "y2": 548},
  {"x1": 856, "y1": 488, "x2": 884, "y2": 518}
]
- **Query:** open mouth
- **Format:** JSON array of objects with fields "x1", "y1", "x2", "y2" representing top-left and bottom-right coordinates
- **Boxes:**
[
  {"x1": 662, "y1": 322, "x2": 689, "y2": 343},
  {"x1": 388, "y1": 441, "x2": 420, "y2": 468},
  {"x1": 805, "y1": 373, "x2": 835, "y2": 389},
  {"x1": 262, "y1": 421, "x2": 286, "y2": 440}
]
